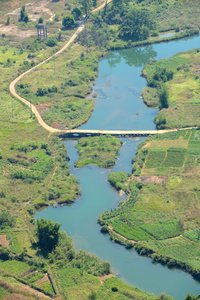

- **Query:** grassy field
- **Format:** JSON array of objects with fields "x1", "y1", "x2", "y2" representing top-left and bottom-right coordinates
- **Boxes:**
[
  {"x1": 16, "y1": 41, "x2": 100, "y2": 129},
  {"x1": 142, "y1": 48, "x2": 200, "y2": 129}
]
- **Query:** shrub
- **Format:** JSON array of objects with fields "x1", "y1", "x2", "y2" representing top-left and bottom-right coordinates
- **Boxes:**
[
  {"x1": 62, "y1": 15, "x2": 76, "y2": 29},
  {"x1": 45, "y1": 37, "x2": 57, "y2": 47},
  {"x1": 112, "y1": 287, "x2": 118, "y2": 292}
]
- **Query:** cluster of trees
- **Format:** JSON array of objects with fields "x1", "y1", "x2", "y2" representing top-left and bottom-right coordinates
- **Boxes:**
[
  {"x1": 37, "y1": 219, "x2": 61, "y2": 253},
  {"x1": 36, "y1": 86, "x2": 58, "y2": 97},
  {"x1": 148, "y1": 67, "x2": 174, "y2": 88},
  {"x1": 118, "y1": 8, "x2": 155, "y2": 42},
  {"x1": 102, "y1": 0, "x2": 155, "y2": 42},
  {"x1": 78, "y1": 21, "x2": 110, "y2": 48}
]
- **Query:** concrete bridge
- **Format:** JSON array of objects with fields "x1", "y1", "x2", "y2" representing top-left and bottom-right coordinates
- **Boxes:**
[{"x1": 58, "y1": 128, "x2": 182, "y2": 138}]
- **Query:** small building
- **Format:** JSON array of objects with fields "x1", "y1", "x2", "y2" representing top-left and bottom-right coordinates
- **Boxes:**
[{"x1": 36, "y1": 24, "x2": 47, "y2": 41}]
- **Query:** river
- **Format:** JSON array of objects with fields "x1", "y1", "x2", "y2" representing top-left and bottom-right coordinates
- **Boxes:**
[{"x1": 36, "y1": 35, "x2": 200, "y2": 299}]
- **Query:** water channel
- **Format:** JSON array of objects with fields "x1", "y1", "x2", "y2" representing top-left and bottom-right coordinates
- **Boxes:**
[{"x1": 36, "y1": 35, "x2": 200, "y2": 299}]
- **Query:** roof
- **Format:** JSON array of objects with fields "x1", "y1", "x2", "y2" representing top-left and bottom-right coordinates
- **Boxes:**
[{"x1": 36, "y1": 24, "x2": 47, "y2": 29}]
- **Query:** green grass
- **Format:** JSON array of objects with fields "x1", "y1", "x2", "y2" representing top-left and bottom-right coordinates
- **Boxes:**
[
  {"x1": 141, "y1": 220, "x2": 182, "y2": 240},
  {"x1": 142, "y1": 48, "x2": 200, "y2": 129},
  {"x1": 145, "y1": 149, "x2": 166, "y2": 168},
  {"x1": 0, "y1": 286, "x2": 10, "y2": 299},
  {"x1": 0, "y1": 260, "x2": 30, "y2": 275},
  {"x1": 108, "y1": 218, "x2": 153, "y2": 241},
  {"x1": 184, "y1": 229, "x2": 200, "y2": 243},
  {"x1": 16, "y1": 42, "x2": 100, "y2": 129},
  {"x1": 162, "y1": 148, "x2": 186, "y2": 167}
]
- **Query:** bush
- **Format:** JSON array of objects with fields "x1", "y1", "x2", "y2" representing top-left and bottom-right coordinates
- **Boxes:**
[
  {"x1": 45, "y1": 37, "x2": 57, "y2": 47},
  {"x1": 38, "y1": 17, "x2": 43, "y2": 24},
  {"x1": 62, "y1": 15, "x2": 76, "y2": 29},
  {"x1": 100, "y1": 225, "x2": 109, "y2": 234},
  {"x1": 72, "y1": 7, "x2": 82, "y2": 20}
]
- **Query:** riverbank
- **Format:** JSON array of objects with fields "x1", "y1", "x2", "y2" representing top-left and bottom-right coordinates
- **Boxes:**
[
  {"x1": 142, "y1": 48, "x2": 200, "y2": 129},
  {"x1": 99, "y1": 128, "x2": 200, "y2": 282}
]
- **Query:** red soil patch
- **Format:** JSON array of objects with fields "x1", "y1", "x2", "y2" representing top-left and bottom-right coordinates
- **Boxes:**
[
  {"x1": 51, "y1": 122, "x2": 67, "y2": 130},
  {"x1": 133, "y1": 175, "x2": 167, "y2": 184},
  {"x1": 0, "y1": 235, "x2": 9, "y2": 247},
  {"x1": 36, "y1": 103, "x2": 52, "y2": 115},
  {"x1": 99, "y1": 274, "x2": 114, "y2": 284}
]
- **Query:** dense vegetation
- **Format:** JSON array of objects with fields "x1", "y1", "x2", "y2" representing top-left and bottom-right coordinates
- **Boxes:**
[
  {"x1": 100, "y1": 129, "x2": 200, "y2": 280},
  {"x1": 75, "y1": 135, "x2": 123, "y2": 168},
  {"x1": 142, "y1": 48, "x2": 200, "y2": 128},
  {"x1": 1, "y1": 0, "x2": 200, "y2": 298}
]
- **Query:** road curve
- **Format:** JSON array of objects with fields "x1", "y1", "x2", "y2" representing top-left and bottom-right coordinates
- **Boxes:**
[{"x1": 9, "y1": 1, "x2": 110, "y2": 134}]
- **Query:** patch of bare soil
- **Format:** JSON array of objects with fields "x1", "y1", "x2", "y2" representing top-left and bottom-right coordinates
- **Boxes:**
[
  {"x1": 133, "y1": 175, "x2": 167, "y2": 184},
  {"x1": 7, "y1": 0, "x2": 52, "y2": 21},
  {"x1": 51, "y1": 122, "x2": 67, "y2": 130},
  {"x1": 0, "y1": 0, "x2": 54, "y2": 38},
  {"x1": 0, "y1": 24, "x2": 36, "y2": 38},
  {"x1": 0, "y1": 235, "x2": 9, "y2": 247},
  {"x1": 99, "y1": 274, "x2": 114, "y2": 284},
  {"x1": 4, "y1": 294, "x2": 27, "y2": 300},
  {"x1": 119, "y1": 189, "x2": 124, "y2": 196},
  {"x1": 36, "y1": 103, "x2": 51, "y2": 115}
]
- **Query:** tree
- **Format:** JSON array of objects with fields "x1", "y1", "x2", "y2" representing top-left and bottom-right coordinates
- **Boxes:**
[
  {"x1": 6, "y1": 15, "x2": 10, "y2": 26},
  {"x1": 159, "y1": 86, "x2": 169, "y2": 109},
  {"x1": 72, "y1": 7, "x2": 82, "y2": 20},
  {"x1": 119, "y1": 8, "x2": 154, "y2": 41},
  {"x1": 37, "y1": 219, "x2": 61, "y2": 253},
  {"x1": 38, "y1": 17, "x2": 43, "y2": 24},
  {"x1": 80, "y1": 0, "x2": 92, "y2": 17},
  {"x1": 62, "y1": 15, "x2": 76, "y2": 29},
  {"x1": 19, "y1": 5, "x2": 29, "y2": 23}
]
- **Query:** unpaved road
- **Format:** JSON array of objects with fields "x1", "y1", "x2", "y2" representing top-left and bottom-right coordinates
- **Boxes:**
[{"x1": 9, "y1": 1, "x2": 110, "y2": 134}]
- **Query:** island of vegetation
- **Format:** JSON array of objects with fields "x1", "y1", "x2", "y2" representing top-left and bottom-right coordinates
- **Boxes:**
[
  {"x1": 74, "y1": 135, "x2": 123, "y2": 168},
  {"x1": 1, "y1": 0, "x2": 200, "y2": 299}
]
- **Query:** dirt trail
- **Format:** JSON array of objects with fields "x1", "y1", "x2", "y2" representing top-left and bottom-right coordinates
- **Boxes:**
[{"x1": 9, "y1": 1, "x2": 110, "y2": 134}]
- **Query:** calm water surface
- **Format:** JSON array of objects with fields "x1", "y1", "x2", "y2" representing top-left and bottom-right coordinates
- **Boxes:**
[{"x1": 36, "y1": 35, "x2": 200, "y2": 299}]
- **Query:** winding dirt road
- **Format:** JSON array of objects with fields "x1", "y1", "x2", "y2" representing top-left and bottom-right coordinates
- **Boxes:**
[
  {"x1": 9, "y1": 0, "x2": 198, "y2": 137},
  {"x1": 9, "y1": 1, "x2": 110, "y2": 134}
]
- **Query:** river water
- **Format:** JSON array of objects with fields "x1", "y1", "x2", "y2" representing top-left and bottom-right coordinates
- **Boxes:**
[{"x1": 36, "y1": 35, "x2": 200, "y2": 299}]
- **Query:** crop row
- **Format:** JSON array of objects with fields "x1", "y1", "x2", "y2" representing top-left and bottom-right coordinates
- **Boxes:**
[{"x1": 108, "y1": 218, "x2": 153, "y2": 241}]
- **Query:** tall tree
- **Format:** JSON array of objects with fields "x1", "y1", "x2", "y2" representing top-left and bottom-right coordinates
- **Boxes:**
[
  {"x1": 19, "y1": 5, "x2": 29, "y2": 23},
  {"x1": 80, "y1": 0, "x2": 92, "y2": 17},
  {"x1": 119, "y1": 8, "x2": 154, "y2": 41},
  {"x1": 159, "y1": 85, "x2": 169, "y2": 109},
  {"x1": 37, "y1": 219, "x2": 61, "y2": 253}
]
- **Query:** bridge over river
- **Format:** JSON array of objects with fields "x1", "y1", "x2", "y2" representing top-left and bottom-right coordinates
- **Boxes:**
[{"x1": 58, "y1": 128, "x2": 191, "y2": 138}]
